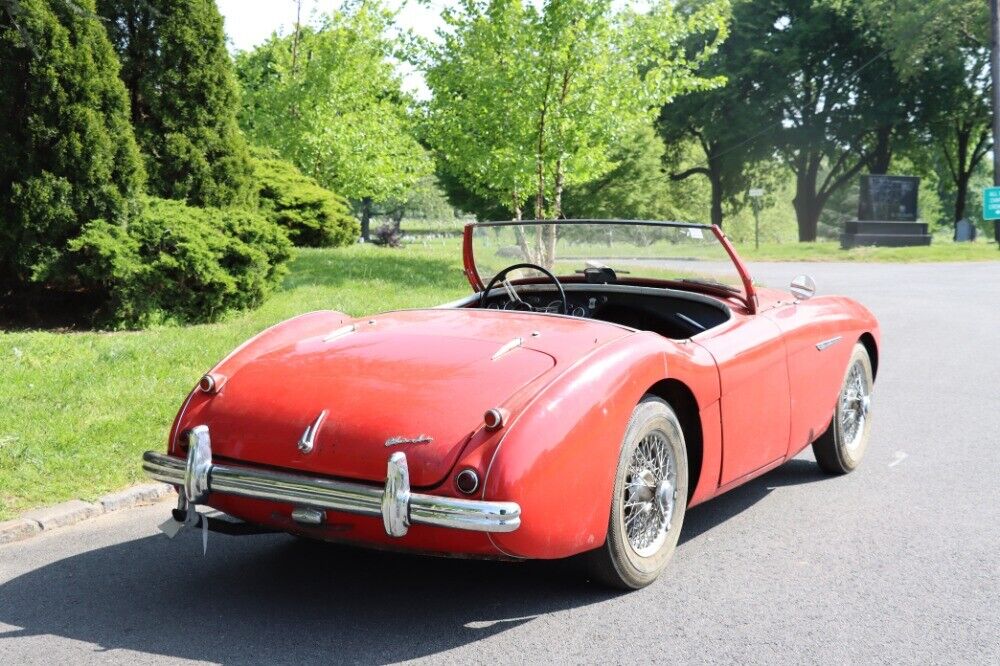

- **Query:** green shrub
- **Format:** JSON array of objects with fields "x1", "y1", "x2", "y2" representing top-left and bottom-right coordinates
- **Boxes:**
[
  {"x1": 97, "y1": 0, "x2": 256, "y2": 209},
  {"x1": 253, "y1": 149, "x2": 359, "y2": 247},
  {"x1": 0, "y1": 0, "x2": 145, "y2": 287},
  {"x1": 70, "y1": 198, "x2": 292, "y2": 326}
]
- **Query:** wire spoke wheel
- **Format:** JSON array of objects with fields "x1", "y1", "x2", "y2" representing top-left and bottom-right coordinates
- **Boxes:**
[
  {"x1": 622, "y1": 431, "x2": 677, "y2": 557},
  {"x1": 812, "y1": 342, "x2": 875, "y2": 475},
  {"x1": 839, "y1": 361, "x2": 871, "y2": 452},
  {"x1": 588, "y1": 396, "x2": 688, "y2": 590}
]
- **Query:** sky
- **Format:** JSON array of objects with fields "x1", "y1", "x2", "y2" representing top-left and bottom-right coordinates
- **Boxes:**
[
  {"x1": 216, "y1": 1, "x2": 644, "y2": 97},
  {"x1": 216, "y1": 0, "x2": 445, "y2": 95},
  {"x1": 216, "y1": 0, "x2": 445, "y2": 50}
]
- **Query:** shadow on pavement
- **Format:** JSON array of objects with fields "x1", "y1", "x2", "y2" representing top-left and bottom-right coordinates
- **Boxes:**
[
  {"x1": 0, "y1": 457, "x2": 827, "y2": 664},
  {"x1": 681, "y1": 458, "x2": 827, "y2": 545}
]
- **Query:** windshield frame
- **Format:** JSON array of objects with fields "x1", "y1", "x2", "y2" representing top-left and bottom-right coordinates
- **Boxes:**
[{"x1": 462, "y1": 219, "x2": 757, "y2": 314}]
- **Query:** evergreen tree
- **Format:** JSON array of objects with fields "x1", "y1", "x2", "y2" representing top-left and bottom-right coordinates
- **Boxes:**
[
  {"x1": 97, "y1": 0, "x2": 254, "y2": 208},
  {"x1": 0, "y1": 0, "x2": 145, "y2": 287}
]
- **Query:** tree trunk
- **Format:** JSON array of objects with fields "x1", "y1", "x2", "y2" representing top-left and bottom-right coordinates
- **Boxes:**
[
  {"x1": 511, "y1": 191, "x2": 538, "y2": 264},
  {"x1": 951, "y1": 126, "x2": 971, "y2": 225},
  {"x1": 792, "y1": 197, "x2": 822, "y2": 242},
  {"x1": 869, "y1": 126, "x2": 893, "y2": 174},
  {"x1": 541, "y1": 159, "x2": 563, "y2": 267},
  {"x1": 709, "y1": 167, "x2": 724, "y2": 227},
  {"x1": 792, "y1": 168, "x2": 822, "y2": 242},
  {"x1": 291, "y1": 0, "x2": 302, "y2": 78},
  {"x1": 360, "y1": 197, "x2": 372, "y2": 242},
  {"x1": 790, "y1": 153, "x2": 831, "y2": 242},
  {"x1": 535, "y1": 110, "x2": 547, "y2": 220},
  {"x1": 954, "y1": 172, "x2": 970, "y2": 224}
]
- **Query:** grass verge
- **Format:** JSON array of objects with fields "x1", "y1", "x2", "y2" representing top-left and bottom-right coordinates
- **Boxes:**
[
  {"x1": 0, "y1": 244, "x2": 468, "y2": 520},
  {"x1": 734, "y1": 239, "x2": 1000, "y2": 262}
]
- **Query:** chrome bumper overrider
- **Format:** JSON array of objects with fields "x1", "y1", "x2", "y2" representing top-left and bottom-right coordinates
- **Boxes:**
[{"x1": 142, "y1": 426, "x2": 520, "y2": 537}]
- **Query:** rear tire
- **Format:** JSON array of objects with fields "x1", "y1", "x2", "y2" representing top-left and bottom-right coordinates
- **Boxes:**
[
  {"x1": 586, "y1": 396, "x2": 688, "y2": 590},
  {"x1": 812, "y1": 343, "x2": 874, "y2": 474}
]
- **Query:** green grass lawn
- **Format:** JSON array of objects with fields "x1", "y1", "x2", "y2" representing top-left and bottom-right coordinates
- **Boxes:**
[
  {"x1": 1, "y1": 235, "x2": 998, "y2": 520},
  {"x1": 0, "y1": 244, "x2": 469, "y2": 520}
]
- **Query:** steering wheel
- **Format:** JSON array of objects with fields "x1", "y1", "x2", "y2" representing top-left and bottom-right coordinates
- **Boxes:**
[{"x1": 480, "y1": 263, "x2": 569, "y2": 315}]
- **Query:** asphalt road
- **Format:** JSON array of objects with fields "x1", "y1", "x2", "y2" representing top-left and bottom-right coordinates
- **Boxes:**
[{"x1": 2, "y1": 260, "x2": 999, "y2": 665}]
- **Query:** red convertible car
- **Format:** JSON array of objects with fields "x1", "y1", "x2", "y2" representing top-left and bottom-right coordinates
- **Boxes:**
[{"x1": 144, "y1": 220, "x2": 879, "y2": 589}]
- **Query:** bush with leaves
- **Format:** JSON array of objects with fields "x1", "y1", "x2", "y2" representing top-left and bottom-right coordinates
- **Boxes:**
[
  {"x1": 0, "y1": 0, "x2": 145, "y2": 288},
  {"x1": 96, "y1": 0, "x2": 255, "y2": 208},
  {"x1": 253, "y1": 148, "x2": 359, "y2": 247},
  {"x1": 70, "y1": 198, "x2": 292, "y2": 326},
  {"x1": 370, "y1": 224, "x2": 402, "y2": 248}
]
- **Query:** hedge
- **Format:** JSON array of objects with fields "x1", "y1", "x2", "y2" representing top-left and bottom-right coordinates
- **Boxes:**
[
  {"x1": 253, "y1": 148, "x2": 359, "y2": 247},
  {"x1": 70, "y1": 197, "x2": 292, "y2": 326}
]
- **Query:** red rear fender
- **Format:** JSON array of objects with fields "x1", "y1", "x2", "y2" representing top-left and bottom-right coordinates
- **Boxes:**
[{"x1": 480, "y1": 332, "x2": 720, "y2": 559}]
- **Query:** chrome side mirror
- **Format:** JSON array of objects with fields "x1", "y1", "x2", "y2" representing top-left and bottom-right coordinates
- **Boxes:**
[{"x1": 790, "y1": 274, "x2": 816, "y2": 300}]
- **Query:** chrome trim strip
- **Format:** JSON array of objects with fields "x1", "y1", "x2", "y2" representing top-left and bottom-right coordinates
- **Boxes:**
[
  {"x1": 816, "y1": 336, "x2": 843, "y2": 351},
  {"x1": 143, "y1": 434, "x2": 521, "y2": 535},
  {"x1": 323, "y1": 324, "x2": 356, "y2": 342},
  {"x1": 491, "y1": 337, "x2": 523, "y2": 360},
  {"x1": 675, "y1": 312, "x2": 706, "y2": 331},
  {"x1": 297, "y1": 410, "x2": 328, "y2": 454}
]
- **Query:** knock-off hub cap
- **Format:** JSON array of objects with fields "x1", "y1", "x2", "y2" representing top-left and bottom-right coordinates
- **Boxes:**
[
  {"x1": 628, "y1": 469, "x2": 657, "y2": 503},
  {"x1": 655, "y1": 478, "x2": 674, "y2": 514}
]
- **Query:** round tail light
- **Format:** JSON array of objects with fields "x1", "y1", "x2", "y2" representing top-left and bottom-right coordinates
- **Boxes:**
[
  {"x1": 198, "y1": 373, "x2": 225, "y2": 393},
  {"x1": 483, "y1": 408, "x2": 507, "y2": 430},
  {"x1": 456, "y1": 469, "x2": 479, "y2": 494}
]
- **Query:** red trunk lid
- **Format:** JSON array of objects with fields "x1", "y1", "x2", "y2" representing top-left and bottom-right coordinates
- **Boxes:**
[{"x1": 187, "y1": 316, "x2": 556, "y2": 487}]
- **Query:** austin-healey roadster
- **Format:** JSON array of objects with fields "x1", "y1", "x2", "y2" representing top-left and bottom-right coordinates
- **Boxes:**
[{"x1": 143, "y1": 220, "x2": 879, "y2": 589}]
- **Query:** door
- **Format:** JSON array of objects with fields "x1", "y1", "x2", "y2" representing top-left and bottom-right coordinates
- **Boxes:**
[
  {"x1": 696, "y1": 316, "x2": 791, "y2": 486},
  {"x1": 764, "y1": 299, "x2": 859, "y2": 458}
]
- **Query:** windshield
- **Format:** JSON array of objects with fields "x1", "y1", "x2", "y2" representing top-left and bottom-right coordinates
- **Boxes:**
[{"x1": 466, "y1": 221, "x2": 751, "y2": 301}]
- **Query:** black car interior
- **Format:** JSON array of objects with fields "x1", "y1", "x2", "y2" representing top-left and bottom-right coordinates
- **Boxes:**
[
  {"x1": 473, "y1": 261, "x2": 732, "y2": 339},
  {"x1": 478, "y1": 287, "x2": 730, "y2": 339}
]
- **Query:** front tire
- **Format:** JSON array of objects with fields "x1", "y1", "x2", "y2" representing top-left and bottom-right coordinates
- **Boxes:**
[
  {"x1": 587, "y1": 396, "x2": 688, "y2": 590},
  {"x1": 812, "y1": 342, "x2": 874, "y2": 474}
]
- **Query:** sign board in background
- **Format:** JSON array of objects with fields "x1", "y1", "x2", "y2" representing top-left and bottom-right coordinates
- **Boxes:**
[
  {"x1": 858, "y1": 175, "x2": 919, "y2": 221},
  {"x1": 983, "y1": 187, "x2": 1000, "y2": 221}
]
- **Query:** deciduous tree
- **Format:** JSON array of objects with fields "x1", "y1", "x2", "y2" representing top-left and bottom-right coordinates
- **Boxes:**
[
  {"x1": 739, "y1": 0, "x2": 910, "y2": 240},
  {"x1": 424, "y1": 0, "x2": 729, "y2": 264},
  {"x1": 657, "y1": 0, "x2": 780, "y2": 227},
  {"x1": 236, "y1": 1, "x2": 430, "y2": 241},
  {"x1": 862, "y1": 0, "x2": 992, "y2": 226},
  {"x1": 564, "y1": 122, "x2": 711, "y2": 221}
]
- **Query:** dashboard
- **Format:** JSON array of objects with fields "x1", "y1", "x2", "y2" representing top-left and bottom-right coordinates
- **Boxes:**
[{"x1": 484, "y1": 292, "x2": 607, "y2": 318}]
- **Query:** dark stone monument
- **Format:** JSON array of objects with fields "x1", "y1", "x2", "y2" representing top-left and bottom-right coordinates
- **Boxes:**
[
  {"x1": 954, "y1": 218, "x2": 977, "y2": 242},
  {"x1": 841, "y1": 175, "x2": 932, "y2": 248}
]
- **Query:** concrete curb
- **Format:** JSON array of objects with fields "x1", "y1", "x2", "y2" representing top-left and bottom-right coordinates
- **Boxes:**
[{"x1": 0, "y1": 483, "x2": 175, "y2": 546}]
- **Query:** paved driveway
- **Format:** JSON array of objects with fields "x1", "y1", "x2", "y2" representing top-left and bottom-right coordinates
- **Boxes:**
[{"x1": 2, "y1": 261, "x2": 999, "y2": 664}]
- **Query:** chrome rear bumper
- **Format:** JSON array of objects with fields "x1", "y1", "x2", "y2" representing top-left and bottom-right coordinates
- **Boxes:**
[{"x1": 142, "y1": 425, "x2": 520, "y2": 536}]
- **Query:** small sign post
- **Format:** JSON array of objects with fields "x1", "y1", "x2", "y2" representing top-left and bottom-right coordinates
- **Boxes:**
[
  {"x1": 749, "y1": 188, "x2": 765, "y2": 250},
  {"x1": 984, "y1": 186, "x2": 1000, "y2": 221}
]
